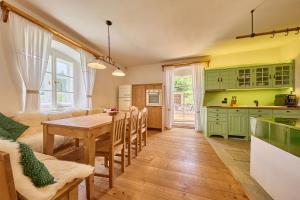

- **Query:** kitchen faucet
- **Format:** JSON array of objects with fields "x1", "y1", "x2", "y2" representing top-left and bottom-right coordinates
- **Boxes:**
[{"x1": 254, "y1": 100, "x2": 259, "y2": 107}]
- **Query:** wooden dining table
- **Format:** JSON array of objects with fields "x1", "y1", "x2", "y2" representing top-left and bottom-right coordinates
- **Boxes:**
[{"x1": 42, "y1": 113, "x2": 115, "y2": 200}]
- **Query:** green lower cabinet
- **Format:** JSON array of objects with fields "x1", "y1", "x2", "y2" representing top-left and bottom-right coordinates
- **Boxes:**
[
  {"x1": 207, "y1": 121, "x2": 228, "y2": 139},
  {"x1": 273, "y1": 110, "x2": 300, "y2": 118},
  {"x1": 206, "y1": 107, "x2": 300, "y2": 141},
  {"x1": 228, "y1": 109, "x2": 249, "y2": 140},
  {"x1": 207, "y1": 108, "x2": 228, "y2": 138}
]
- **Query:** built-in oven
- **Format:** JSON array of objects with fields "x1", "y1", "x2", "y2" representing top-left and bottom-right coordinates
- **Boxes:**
[{"x1": 146, "y1": 89, "x2": 163, "y2": 106}]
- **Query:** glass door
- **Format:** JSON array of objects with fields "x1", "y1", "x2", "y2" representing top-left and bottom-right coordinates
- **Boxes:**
[
  {"x1": 237, "y1": 68, "x2": 252, "y2": 88},
  {"x1": 173, "y1": 67, "x2": 195, "y2": 126},
  {"x1": 254, "y1": 66, "x2": 271, "y2": 87},
  {"x1": 273, "y1": 65, "x2": 293, "y2": 87}
]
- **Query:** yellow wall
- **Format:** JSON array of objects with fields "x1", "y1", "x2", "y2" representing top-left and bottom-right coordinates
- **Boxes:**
[{"x1": 204, "y1": 38, "x2": 300, "y2": 106}]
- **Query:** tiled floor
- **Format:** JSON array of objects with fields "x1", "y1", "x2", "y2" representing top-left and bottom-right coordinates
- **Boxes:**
[{"x1": 206, "y1": 137, "x2": 272, "y2": 200}]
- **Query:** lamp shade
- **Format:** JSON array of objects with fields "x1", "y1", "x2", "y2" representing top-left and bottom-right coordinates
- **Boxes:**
[
  {"x1": 112, "y1": 69, "x2": 126, "y2": 76},
  {"x1": 88, "y1": 59, "x2": 107, "y2": 69}
]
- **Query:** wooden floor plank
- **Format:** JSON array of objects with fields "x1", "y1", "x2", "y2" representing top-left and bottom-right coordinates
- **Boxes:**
[{"x1": 79, "y1": 128, "x2": 249, "y2": 200}]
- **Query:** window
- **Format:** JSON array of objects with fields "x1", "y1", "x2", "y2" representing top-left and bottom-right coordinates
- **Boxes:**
[{"x1": 40, "y1": 52, "x2": 75, "y2": 110}]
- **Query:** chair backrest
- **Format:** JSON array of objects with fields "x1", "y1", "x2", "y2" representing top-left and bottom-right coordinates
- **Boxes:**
[
  {"x1": 111, "y1": 112, "x2": 127, "y2": 146},
  {"x1": 0, "y1": 151, "x2": 17, "y2": 200},
  {"x1": 140, "y1": 107, "x2": 148, "y2": 129},
  {"x1": 129, "y1": 106, "x2": 139, "y2": 135}
]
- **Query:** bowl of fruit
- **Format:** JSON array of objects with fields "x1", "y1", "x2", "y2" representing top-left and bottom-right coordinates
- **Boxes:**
[{"x1": 108, "y1": 108, "x2": 119, "y2": 116}]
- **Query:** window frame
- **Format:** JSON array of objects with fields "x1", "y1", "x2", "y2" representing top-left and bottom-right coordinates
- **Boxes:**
[{"x1": 40, "y1": 49, "x2": 78, "y2": 110}]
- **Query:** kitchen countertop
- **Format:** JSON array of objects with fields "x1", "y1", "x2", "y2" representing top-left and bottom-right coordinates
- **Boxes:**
[
  {"x1": 252, "y1": 117, "x2": 300, "y2": 131},
  {"x1": 206, "y1": 105, "x2": 300, "y2": 110},
  {"x1": 250, "y1": 117, "x2": 300, "y2": 157}
]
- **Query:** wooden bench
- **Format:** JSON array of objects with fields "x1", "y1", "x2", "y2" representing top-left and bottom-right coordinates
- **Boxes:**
[{"x1": 0, "y1": 151, "x2": 84, "y2": 200}]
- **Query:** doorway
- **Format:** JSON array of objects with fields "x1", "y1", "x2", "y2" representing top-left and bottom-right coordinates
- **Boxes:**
[{"x1": 172, "y1": 67, "x2": 195, "y2": 127}]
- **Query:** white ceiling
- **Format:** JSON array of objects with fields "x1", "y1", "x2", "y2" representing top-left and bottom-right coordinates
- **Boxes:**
[{"x1": 12, "y1": 0, "x2": 300, "y2": 67}]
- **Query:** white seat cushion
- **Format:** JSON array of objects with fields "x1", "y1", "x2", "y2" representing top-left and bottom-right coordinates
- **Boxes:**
[
  {"x1": 17, "y1": 133, "x2": 73, "y2": 153},
  {"x1": 0, "y1": 139, "x2": 94, "y2": 200}
]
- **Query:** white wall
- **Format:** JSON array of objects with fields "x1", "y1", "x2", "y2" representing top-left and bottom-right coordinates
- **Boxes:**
[
  {"x1": 93, "y1": 69, "x2": 126, "y2": 108},
  {"x1": 125, "y1": 63, "x2": 163, "y2": 84}
]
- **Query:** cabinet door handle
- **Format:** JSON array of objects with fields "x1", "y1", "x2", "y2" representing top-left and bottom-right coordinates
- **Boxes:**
[
  {"x1": 217, "y1": 77, "x2": 220, "y2": 82},
  {"x1": 221, "y1": 78, "x2": 223, "y2": 82},
  {"x1": 237, "y1": 77, "x2": 239, "y2": 81},
  {"x1": 236, "y1": 110, "x2": 239, "y2": 112},
  {"x1": 286, "y1": 110, "x2": 290, "y2": 112}
]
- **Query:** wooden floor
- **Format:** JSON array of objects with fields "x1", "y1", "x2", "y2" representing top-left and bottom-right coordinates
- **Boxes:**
[{"x1": 79, "y1": 128, "x2": 249, "y2": 200}]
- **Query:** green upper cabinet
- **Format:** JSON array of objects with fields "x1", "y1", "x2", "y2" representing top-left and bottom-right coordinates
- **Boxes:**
[
  {"x1": 220, "y1": 69, "x2": 236, "y2": 89},
  {"x1": 205, "y1": 70, "x2": 220, "y2": 90},
  {"x1": 271, "y1": 63, "x2": 294, "y2": 88},
  {"x1": 205, "y1": 61, "x2": 294, "y2": 91},
  {"x1": 253, "y1": 66, "x2": 272, "y2": 88},
  {"x1": 205, "y1": 69, "x2": 236, "y2": 90},
  {"x1": 236, "y1": 68, "x2": 252, "y2": 89}
]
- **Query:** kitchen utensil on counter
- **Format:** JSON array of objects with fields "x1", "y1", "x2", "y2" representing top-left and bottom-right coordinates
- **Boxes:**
[{"x1": 230, "y1": 96, "x2": 237, "y2": 107}]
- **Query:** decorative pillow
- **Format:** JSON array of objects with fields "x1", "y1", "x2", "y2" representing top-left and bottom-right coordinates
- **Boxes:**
[
  {"x1": 0, "y1": 113, "x2": 29, "y2": 140},
  {"x1": 0, "y1": 127, "x2": 11, "y2": 139},
  {"x1": 18, "y1": 142, "x2": 56, "y2": 187}
]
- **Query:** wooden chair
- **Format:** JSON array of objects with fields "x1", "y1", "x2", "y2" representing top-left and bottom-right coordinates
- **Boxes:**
[
  {"x1": 138, "y1": 108, "x2": 148, "y2": 151},
  {"x1": 94, "y1": 112, "x2": 127, "y2": 188},
  {"x1": 127, "y1": 106, "x2": 139, "y2": 165},
  {"x1": 0, "y1": 151, "x2": 83, "y2": 200}
]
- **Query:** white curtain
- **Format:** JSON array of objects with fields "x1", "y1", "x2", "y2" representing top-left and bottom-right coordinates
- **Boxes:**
[
  {"x1": 8, "y1": 13, "x2": 53, "y2": 112},
  {"x1": 80, "y1": 50, "x2": 96, "y2": 108},
  {"x1": 192, "y1": 63, "x2": 206, "y2": 132},
  {"x1": 163, "y1": 66, "x2": 175, "y2": 129}
]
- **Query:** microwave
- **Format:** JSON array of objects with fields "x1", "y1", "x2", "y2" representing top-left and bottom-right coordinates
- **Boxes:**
[
  {"x1": 146, "y1": 89, "x2": 163, "y2": 106},
  {"x1": 274, "y1": 94, "x2": 298, "y2": 106}
]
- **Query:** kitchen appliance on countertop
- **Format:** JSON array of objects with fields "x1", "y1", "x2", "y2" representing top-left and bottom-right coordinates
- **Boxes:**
[
  {"x1": 118, "y1": 85, "x2": 132, "y2": 111},
  {"x1": 274, "y1": 94, "x2": 298, "y2": 107}
]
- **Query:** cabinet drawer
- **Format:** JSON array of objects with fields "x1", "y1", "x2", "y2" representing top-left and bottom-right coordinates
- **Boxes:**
[
  {"x1": 249, "y1": 114, "x2": 272, "y2": 118},
  {"x1": 249, "y1": 109, "x2": 273, "y2": 116},
  {"x1": 207, "y1": 112, "x2": 227, "y2": 118},
  {"x1": 273, "y1": 110, "x2": 300, "y2": 118},
  {"x1": 207, "y1": 108, "x2": 228, "y2": 114},
  {"x1": 228, "y1": 109, "x2": 248, "y2": 114},
  {"x1": 207, "y1": 116, "x2": 227, "y2": 122}
]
